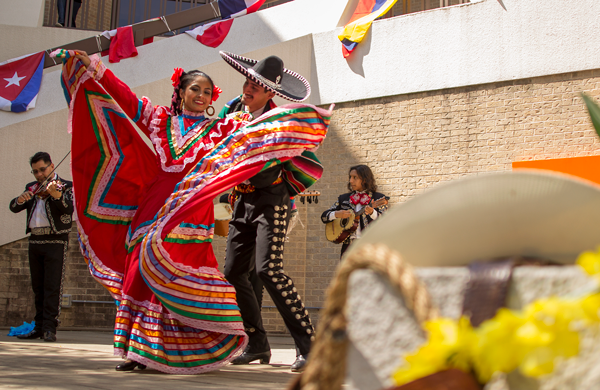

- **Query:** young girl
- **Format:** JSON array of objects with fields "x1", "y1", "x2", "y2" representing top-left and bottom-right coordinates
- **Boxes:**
[{"x1": 321, "y1": 165, "x2": 388, "y2": 257}]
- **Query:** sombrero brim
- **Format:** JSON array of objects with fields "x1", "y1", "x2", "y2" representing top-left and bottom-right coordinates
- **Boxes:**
[
  {"x1": 347, "y1": 171, "x2": 600, "y2": 266},
  {"x1": 220, "y1": 51, "x2": 310, "y2": 102}
]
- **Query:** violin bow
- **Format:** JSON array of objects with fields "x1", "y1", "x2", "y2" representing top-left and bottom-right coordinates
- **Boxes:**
[{"x1": 32, "y1": 151, "x2": 71, "y2": 195}]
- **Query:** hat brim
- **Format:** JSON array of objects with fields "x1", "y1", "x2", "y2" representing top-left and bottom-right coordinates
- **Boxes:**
[
  {"x1": 347, "y1": 171, "x2": 600, "y2": 266},
  {"x1": 220, "y1": 51, "x2": 310, "y2": 102}
]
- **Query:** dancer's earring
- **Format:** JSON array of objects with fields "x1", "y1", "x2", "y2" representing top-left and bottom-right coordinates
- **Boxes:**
[
  {"x1": 206, "y1": 105, "x2": 215, "y2": 116},
  {"x1": 180, "y1": 99, "x2": 185, "y2": 112}
]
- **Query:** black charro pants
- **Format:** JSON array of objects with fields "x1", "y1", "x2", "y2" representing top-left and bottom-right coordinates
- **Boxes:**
[
  {"x1": 224, "y1": 182, "x2": 314, "y2": 356},
  {"x1": 28, "y1": 235, "x2": 68, "y2": 333}
]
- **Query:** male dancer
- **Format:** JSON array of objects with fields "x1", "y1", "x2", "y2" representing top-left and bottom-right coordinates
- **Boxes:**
[{"x1": 219, "y1": 52, "x2": 315, "y2": 372}]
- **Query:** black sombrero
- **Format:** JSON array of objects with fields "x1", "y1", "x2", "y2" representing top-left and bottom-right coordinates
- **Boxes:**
[{"x1": 219, "y1": 51, "x2": 311, "y2": 102}]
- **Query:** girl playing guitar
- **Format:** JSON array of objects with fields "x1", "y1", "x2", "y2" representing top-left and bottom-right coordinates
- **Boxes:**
[{"x1": 321, "y1": 165, "x2": 388, "y2": 257}]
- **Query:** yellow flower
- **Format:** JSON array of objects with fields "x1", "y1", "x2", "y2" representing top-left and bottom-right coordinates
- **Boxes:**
[
  {"x1": 472, "y1": 308, "x2": 526, "y2": 382},
  {"x1": 392, "y1": 317, "x2": 475, "y2": 386},
  {"x1": 581, "y1": 293, "x2": 600, "y2": 321},
  {"x1": 392, "y1": 246, "x2": 600, "y2": 386},
  {"x1": 577, "y1": 247, "x2": 600, "y2": 279},
  {"x1": 514, "y1": 296, "x2": 582, "y2": 377}
]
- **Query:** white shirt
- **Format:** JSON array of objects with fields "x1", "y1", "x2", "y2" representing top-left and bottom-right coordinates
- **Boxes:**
[{"x1": 29, "y1": 197, "x2": 50, "y2": 228}]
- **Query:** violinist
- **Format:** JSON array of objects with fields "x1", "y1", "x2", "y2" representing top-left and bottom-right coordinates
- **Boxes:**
[{"x1": 9, "y1": 151, "x2": 74, "y2": 343}]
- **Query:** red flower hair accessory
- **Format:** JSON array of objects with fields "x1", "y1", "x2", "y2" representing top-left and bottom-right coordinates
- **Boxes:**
[
  {"x1": 171, "y1": 68, "x2": 184, "y2": 87},
  {"x1": 212, "y1": 85, "x2": 222, "y2": 103}
]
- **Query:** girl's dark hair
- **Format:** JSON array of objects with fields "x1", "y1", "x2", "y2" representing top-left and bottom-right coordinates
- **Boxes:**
[
  {"x1": 347, "y1": 164, "x2": 378, "y2": 193},
  {"x1": 170, "y1": 70, "x2": 214, "y2": 116}
]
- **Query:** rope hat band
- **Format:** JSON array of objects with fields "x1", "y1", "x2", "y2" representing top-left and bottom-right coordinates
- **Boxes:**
[{"x1": 219, "y1": 51, "x2": 311, "y2": 102}]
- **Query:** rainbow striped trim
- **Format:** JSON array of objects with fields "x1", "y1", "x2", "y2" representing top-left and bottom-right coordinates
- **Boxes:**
[
  {"x1": 83, "y1": 91, "x2": 139, "y2": 225},
  {"x1": 164, "y1": 222, "x2": 214, "y2": 244},
  {"x1": 139, "y1": 103, "x2": 332, "y2": 326},
  {"x1": 77, "y1": 223, "x2": 123, "y2": 299},
  {"x1": 115, "y1": 295, "x2": 246, "y2": 374}
]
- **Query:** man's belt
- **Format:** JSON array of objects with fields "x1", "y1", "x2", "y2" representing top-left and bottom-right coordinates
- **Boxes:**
[
  {"x1": 235, "y1": 176, "x2": 283, "y2": 194},
  {"x1": 230, "y1": 176, "x2": 284, "y2": 208},
  {"x1": 30, "y1": 227, "x2": 54, "y2": 235}
]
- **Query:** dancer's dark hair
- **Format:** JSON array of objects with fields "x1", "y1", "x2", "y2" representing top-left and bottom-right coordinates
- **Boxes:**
[
  {"x1": 347, "y1": 164, "x2": 378, "y2": 193},
  {"x1": 170, "y1": 70, "x2": 214, "y2": 116}
]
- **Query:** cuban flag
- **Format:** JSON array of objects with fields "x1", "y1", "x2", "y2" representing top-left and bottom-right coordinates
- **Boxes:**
[
  {"x1": 339, "y1": 0, "x2": 399, "y2": 58},
  {"x1": 186, "y1": 0, "x2": 265, "y2": 48},
  {"x1": 0, "y1": 51, "x2": 45, "y2": 113}
]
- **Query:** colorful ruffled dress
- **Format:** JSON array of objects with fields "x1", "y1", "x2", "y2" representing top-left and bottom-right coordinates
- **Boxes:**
[{"x1": 54, "y1": 51, "x2": 331, "y2": 374}]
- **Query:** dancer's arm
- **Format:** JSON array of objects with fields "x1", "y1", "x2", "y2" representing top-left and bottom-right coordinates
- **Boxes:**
[{"x1": 72, "y1": 51, "x2": 156, "y2": 137}]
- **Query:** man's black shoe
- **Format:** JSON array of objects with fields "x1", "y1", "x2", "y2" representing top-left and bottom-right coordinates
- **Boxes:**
[
  {"x1": 44, "y1": 331, "x2": 57, "y2": 342},
  {"x1": 16, "y1": 329, "x2": 43, "y2": 340},
  {"x1": 231, "y1": 350, "x2": 271, "y2": 365},
  {"x1": 291, "y1": 354, "x2": 308, "y2": 372},
  {"x1": 115, "y1": 360, "x2": 147, "y2": 371}
]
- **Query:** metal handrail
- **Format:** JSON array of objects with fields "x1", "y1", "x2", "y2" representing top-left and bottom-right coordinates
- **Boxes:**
[{"x1": 42, "y1": 1, "x2": 221, "y2": 68}]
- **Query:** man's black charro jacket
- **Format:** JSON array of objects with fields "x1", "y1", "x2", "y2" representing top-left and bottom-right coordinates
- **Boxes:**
[{"x1": 9, "y1": 177, "x2": 74, "y2": 235}]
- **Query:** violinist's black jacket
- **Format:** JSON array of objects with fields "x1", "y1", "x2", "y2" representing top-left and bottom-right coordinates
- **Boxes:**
[{"x1": 9, "y1": 178, "x2": 74, "y2": 236}]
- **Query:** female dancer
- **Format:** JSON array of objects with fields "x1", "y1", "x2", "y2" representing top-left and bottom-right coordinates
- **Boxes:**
[
  {"x1": 52, "y1": 49, "x2": 330, "y2": 374},
  {"x1": 321, "y1": 165, "x2": 388, "y2": 257}
]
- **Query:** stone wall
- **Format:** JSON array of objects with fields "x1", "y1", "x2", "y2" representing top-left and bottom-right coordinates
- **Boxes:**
[{"x1": 0, "y1": 226, "x2": 115, "y2": 330}]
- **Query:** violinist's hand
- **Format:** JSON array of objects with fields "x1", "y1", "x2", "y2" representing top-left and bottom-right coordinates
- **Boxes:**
[
  {"x1": 364, "y1": 206, "x2": 374, "y2": 216},
  {"x1": 17, "y1": 191, "x2": 33, "y2": 204},
  {"x1": 46, "y1": 181, "x2": 62, "y2": 200},
  {"x1": 335, "y1": 210, "x2": 353, "y2": 219},
  {"x1": 73, "y1": 50, "x2": 91, "y2": 68}
]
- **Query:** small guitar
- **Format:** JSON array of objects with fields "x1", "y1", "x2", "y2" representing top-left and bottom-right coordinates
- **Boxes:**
[{"x1": 325, "y1": 196, "x2": 389, "y2": 244}]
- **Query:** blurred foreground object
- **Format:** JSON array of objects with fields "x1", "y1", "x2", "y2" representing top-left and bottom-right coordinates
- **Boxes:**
[{"x1": 295, "y1": 171, "x2": 600, "y2": 390}]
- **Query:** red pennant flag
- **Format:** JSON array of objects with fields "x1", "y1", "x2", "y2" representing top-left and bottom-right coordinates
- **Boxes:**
[{"x1": 186, "y1": 19, "x2": 234, "y2": 48}]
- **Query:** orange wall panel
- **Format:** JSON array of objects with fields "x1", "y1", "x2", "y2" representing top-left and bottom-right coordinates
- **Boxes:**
[{"x1": 513, "y1": 156, "x2": 600, "y2": 185}]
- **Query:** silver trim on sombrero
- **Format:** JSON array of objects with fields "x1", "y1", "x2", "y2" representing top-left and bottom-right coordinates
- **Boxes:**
[
  {"x1": 248, "y1": 68, "x2": 282, "y2": 90},
  {"x1": 219, "y1": 51, "x2": 311, "y2": 102}
]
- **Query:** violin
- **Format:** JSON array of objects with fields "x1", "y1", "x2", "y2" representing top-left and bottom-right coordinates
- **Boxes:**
[{"x1": 28, "y1": 179, "x2": 66, "y2": 199}]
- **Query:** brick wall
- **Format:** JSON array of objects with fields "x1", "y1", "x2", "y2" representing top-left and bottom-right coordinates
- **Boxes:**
[
  {"x1": 299, "y1": 68, "x2": 600, "y2": 320},
  {"x1": 0, "y1": 227, "x2": 115, "y2": 330}
]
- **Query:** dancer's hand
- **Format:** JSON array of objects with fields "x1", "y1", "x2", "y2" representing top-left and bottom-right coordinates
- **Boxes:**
[
  {"x1": 72, "y1": 50, "x2": 91, "y2": 68},
  {"x1": 55, "y1": 49, "x2": 91, "y2": 68}
]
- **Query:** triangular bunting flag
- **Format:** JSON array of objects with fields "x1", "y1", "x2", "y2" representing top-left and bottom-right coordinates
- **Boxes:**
[{"x1": 186, "y1": 0, "x2": 265, "y2": 48}]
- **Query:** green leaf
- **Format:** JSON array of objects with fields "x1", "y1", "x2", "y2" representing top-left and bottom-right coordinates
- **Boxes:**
[{"x1": 582, "y1": 93, "x2": 600, "y2": 138}]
